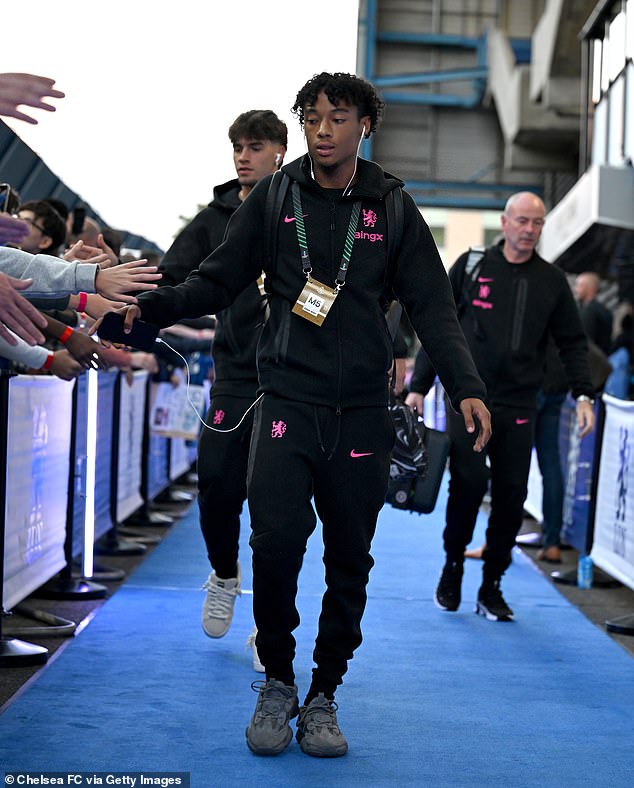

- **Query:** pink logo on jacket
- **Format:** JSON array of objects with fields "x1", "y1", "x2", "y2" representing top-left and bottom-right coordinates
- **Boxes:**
[{"x1": 472, "y1": 276, "x2": 494, "y2": 310}]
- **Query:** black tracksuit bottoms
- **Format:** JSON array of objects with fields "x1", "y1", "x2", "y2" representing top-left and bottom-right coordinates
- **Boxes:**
[
  {"x1": 247, "y1": 394, "x2": 394, "y2": 699},
  {"x1": 197, "y1": 394, "x2": 255, "y2": 579},
  {"x1": 444, "y1": 400, "x2": 535, "y2": 579}
]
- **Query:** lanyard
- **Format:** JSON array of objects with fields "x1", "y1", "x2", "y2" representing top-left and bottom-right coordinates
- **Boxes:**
[{"x1": 291, "y1": 182, "x2": 361, "y2": 291}]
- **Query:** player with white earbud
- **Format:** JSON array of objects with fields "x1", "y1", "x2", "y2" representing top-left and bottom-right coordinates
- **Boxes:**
[{"x1": 149, "y1": 109, "x2": 288, "y2": 666}]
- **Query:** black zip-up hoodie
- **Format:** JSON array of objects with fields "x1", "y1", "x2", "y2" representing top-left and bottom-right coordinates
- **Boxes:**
[
  {"x1": 446, "y1": 241, "x2": 592, "y2": 408},
  {"x1": 158, "y1": 179, "x2": 266, "y2": 397},
  {"x1": 137, "y1": 156, "x2": 485, "y2": 411}
]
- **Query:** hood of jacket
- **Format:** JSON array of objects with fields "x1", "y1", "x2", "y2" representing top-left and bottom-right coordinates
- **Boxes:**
[{"x1": 207, "y1": 178, "x2": 242, "y2": 214}]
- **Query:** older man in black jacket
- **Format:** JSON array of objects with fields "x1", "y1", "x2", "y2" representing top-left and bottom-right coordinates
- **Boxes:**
[{"x1": 407, "y1": 191, "x2": 595, "y2": 623}]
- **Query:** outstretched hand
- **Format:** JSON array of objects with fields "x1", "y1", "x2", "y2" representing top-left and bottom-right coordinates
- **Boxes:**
[
  {"x1": 459, "y1": 398, "x2": 492, "y2": 452},
  {"x1": 64, "y1": 240, "x2": 110, "y2": 267},
  {"x1": 0, "y1": 72, "x2": 65, "y2": 124},
  {"x1": 64, "y1": 331, "x2": 110, "y2": 371},
  {"x1": 0, "y1": 272, "x2": 47, "y2": 346},
  {"x1": 94, "y1": 261, "x2": 161, "y2": 302},
  {"x1": 64, "y1": 235, "x2": 118, "y2": 268},
  {"x1": 0, "y1": 213, "x2": 29, "y2": 246},
  {"x1": 49, "y1": 350, "x2": 83, "y2": 381}
]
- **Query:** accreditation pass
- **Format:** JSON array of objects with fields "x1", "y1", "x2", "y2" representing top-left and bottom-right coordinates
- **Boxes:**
[{"x1": 292, "y1": 278, "x2": 338, "y2": 326}]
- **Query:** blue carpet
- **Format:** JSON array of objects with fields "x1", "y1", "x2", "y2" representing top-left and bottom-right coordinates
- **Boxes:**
[{"x1": 1, "y1": 476, "x2": 633, "y2": 787}]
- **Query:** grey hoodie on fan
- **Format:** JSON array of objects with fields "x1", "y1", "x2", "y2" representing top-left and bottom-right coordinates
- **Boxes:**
[{"x1": 0, "y1": 246, "x2": 99, "y2": 309}]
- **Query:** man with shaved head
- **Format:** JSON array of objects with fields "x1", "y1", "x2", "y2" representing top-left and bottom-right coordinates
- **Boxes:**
[{"x1": 407, "y1": 191, "x2": 596, "y2": 621}]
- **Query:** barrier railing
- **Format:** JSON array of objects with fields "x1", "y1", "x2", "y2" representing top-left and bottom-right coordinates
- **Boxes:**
[
  {"x1": 1, "y1": 362, "x2": 206, "y2": 666},
  {"x1": 593, "y1": 395, "x2": 634, "y2": 634}
]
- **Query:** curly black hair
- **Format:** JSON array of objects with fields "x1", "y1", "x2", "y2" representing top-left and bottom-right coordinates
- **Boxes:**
[{"x1": 292, "y1": 72, "x2": 385, "y2": 135}]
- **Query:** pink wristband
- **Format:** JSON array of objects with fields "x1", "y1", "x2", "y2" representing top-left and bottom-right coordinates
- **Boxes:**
[{"x1": 77, "y1": 292, "x2": 88, "y2": 312}]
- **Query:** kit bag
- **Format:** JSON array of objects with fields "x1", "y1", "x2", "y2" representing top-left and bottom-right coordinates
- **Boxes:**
[
  {"x1": 386, "y1": 416, "x2": 450, "y2": 515},
  {"x1": 385, "y1": 299, "x2": 451, "y2": 515},
  {"x1": 388, "y1": 391, "x2": 427, "y2": 480}
]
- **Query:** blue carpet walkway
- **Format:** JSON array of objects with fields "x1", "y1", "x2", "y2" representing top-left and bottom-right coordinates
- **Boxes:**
[{"x1": 1, "y1": 479, "x2": 633, "y2": 787}]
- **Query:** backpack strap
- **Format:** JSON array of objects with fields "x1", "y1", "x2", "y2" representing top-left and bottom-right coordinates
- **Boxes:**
[
  {"x1": 465, "y1": 245, "x2": 486, "y2": 280},
  {"x1": 263, "y1": 171, "x2": 291, "y2": 280},
  {"x1": 386, "y1": 186, "x2": 404, "y2": 264},
  {"x1": 385, "y1": 300, "x2": 403, "y2": 341},
  {"x1": 457, "y1": 245, "x2": 486, "y2": 318},
  {"x1": 382, "y1": 186, "x2": 405, "y2": 310}
]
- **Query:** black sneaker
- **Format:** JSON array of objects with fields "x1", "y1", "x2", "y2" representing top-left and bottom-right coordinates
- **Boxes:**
[
  {"x1": 296, "y1": 694, "x2": 348, "y2": 758},
  {"x1": 245, "y1": 679, "x2": 299, "y2": 756},
  {"x1": 434, "y1": 561, "x2": 463, "y2": 611},
  {"x1": 475, "y1": 581, "x2": 514, "y2": 621}
]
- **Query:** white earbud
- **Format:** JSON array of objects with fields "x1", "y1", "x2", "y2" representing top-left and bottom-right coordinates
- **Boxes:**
[{"x1": 274, "y1": 153, "x2": 282, "y2": 165}]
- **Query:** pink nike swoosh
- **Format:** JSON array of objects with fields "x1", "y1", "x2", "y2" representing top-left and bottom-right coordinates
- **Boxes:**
[
  {"x1": 515, "y1": 418, "x2": 530, "y2": 425},
  {"x1": 284, "y1": 214, "x2": 307, "y2": 223},
  {"x1": 350, "y1": 450, "x2": 374, "y2": 458}
]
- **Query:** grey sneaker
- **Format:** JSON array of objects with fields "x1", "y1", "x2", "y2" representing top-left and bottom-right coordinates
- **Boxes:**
[
  {"x1": 201, "y1": 563, "x2": 241, "y2": 638},
  {"x1": 296, "y1": 693, "x2": 348, "y2": 758},
  {"x1": 246, "y1": 679, "x2": 299, "y2": 756}
]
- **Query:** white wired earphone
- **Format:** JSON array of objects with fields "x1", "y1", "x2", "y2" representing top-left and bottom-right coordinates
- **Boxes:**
[
  {"x1": 308, "y1": 123, "x2": 368, "y2": 196},
  {"x1": 156, "y1": 337, "x2": 263, "y2": 433}
]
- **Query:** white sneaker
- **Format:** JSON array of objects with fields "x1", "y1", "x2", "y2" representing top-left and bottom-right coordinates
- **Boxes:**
[
  {"x1": 246, "y1": 626, "x2": 265, "y2": 672},
  {"x1": 201, "y1": 563, "x2": 241, "y2": 638}
]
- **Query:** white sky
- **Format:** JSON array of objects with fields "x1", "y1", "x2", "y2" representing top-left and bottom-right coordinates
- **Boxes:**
[{"x1": 2, "y1": 0, "x2": 360, "y2": 251}]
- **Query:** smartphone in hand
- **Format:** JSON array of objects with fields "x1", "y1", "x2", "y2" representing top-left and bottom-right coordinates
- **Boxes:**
[{"x1": 98, "y1": 311, "x2": 159, "y2": 351}]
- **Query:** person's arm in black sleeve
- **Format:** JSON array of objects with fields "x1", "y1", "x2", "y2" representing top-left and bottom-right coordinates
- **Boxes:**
[
  {"x1": 392, "y1": 325, "x2": 408, "y2": 360},
  {"x1": 393, "y1": 195, "x2": 485, "y2": 411},
  {"x1": 135, "y1": 181, "x2": 268, "y2": 329},
  {"x1": 391, "y1": 325, "x2": 408, "y2": 395},
  {"x1": 410, "y1": 345, "x2": 437, "y2": 396},
  {"x1": 178, "y1": 316, "x2": 216, "y2": 330},
  {"x1": 159, "y1": 207, "x2": 222, "y2": 288},
  {"x1": 394, "y1": 194, "x2": 489, "y2": 449},
  {"x1": 25, "y1": 295, "x2": 71, "y2": 311}
]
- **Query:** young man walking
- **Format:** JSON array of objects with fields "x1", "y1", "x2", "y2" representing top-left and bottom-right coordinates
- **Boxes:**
[
  {"x1": 157, "y1": 110, "x2": 287, "y2": 662},
  {"x1": 407, "y1": 192, "x2": 595, "y2": 622},
  {"x1": 102, "y1": 73, "x2": 491, "y2": 758}
]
